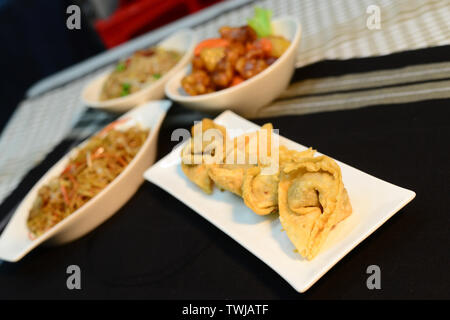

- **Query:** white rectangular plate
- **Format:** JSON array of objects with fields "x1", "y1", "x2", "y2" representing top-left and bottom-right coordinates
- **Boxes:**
[{"x1": 143, "y1": 110, "x2": 415, "y2": 292}]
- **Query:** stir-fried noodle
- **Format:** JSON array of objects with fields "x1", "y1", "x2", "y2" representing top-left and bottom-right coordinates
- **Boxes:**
[{"x1": 27, "y1": 125, "x2": 149, "y2": 237}]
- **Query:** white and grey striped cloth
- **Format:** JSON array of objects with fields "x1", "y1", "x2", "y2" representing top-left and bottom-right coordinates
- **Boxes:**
[{"x1": 0, "y1": 0, "x2": 449, "y2": 204}]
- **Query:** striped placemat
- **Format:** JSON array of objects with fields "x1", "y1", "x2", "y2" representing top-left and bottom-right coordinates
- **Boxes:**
[{"x1": 259, "y1": 60, "x2": 450, "y2": 117}]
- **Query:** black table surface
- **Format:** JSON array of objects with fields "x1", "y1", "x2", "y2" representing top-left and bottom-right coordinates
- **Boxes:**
[{"x1": 0, "y1": 47, "x2": 449, "y2": 300}]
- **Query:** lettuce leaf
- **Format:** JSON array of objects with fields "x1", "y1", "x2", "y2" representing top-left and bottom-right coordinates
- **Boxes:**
[{"x1": 247, "y1": 7, "x2": 272, "y2": 38}]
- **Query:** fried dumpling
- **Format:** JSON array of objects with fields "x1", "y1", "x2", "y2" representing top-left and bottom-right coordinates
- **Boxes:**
[
  {"x1": 190, "y1": 118, "x2": 227, "y2": 154},
  {"x1": 180, "y1": 119, "x2": 353, "y2": 260},
  {"x1": 208, "y1": 164, "x2": 254, "y2": 196},
  {"x1": 242, "y1": 147, "x2": 316, "y2": 215},
  {"x1": 278, "y1": 155, "x2": 352, "y2": 260},
  {"x1": 181, "y1": 119, "x2": 228, "y2": 194},
  {"x1": 242, "y1": 166, "x2": 279, "y2": 215},
  {"x1": 207, "y1": 123, "x2": 274, "y2": 196},
  {"x1": 279, "y1": 146, "x2": 316, "y2": 164}
]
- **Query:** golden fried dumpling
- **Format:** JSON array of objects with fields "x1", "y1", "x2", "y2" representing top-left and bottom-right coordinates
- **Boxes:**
[
  {"x1": 179, "y1": 118, "x2": 354, "y2": 260},
  {"x1": 241, "y1": 147, "x2": 316, "y2": 215},
  {"x1": 208, "y1": 164, "x2": 254, "y2": 196},
  {"x1": 225, "y1": 123, "x2": 273, "y2": 164},
  {"x1": 278, "y1": 146, "x2": 316, "y2": 165},
  {"x1": 181, "y1": 119, "x2": 228, "y2": 194},
  {"x1": 278, "y1": 155, "x2": 352, "y2": 260},
  {"x1": 207, "y1": 136, "x2": 257, "y2": 196},
  {"x1": 208, "y1": 123, "x2": 274, "y2": 196},
  {"x1": 181, "y1": 163, "x2": 214, "y2": 194},
  {"x1": 242, "y1": 166, "x2": 279, "y2": 215},
  {"x1": 190, "y1": 118, "x2": 227, "y2": 153}
]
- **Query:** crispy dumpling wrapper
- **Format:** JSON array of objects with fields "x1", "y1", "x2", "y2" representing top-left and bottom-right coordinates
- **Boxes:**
[
  {"x1": 207, "y1": 123, "x2": 274, "y2": 196},
  {"x1": 242, "y1": 147, "x2": 316, "y2": 215},
  {"x1": 278, "y1": 155, "x2": 352, "y2": 260},
  {"x1": 242, "y1": 166, "x2": 279, "y2": 215},
  {"x1": 181, "y1": 119, "x2": 229, "y2": 194},
  {"x1": 208, "y1": 164, "x2": 254, "y2": 196},
  {"x1": 181, "y1": 163, "x2": 215, "y2": 194}
]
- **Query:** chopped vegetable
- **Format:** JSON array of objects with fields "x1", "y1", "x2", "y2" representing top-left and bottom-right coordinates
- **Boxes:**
[
  {"x1": 267, "y1": 35, "x2": 291, "y2": 57},
  {"x1": 60, "y1": 183, "x2": 70, "y2": 206},
  {"x1": 194, "y1": 38, "x2": 229, "y2": 56},
  {"x1": 247, "y1": 7, "x2": 272, "y2": 38},
  {"x1": 116, "y1": 63, "x2": 126, "y2": 71},
  {"x1": 153, "y1": 73, "x2": 161, "y2": 79},
  {"x1": 120, "y1": 83, "x2": 131, "y2": 97}
]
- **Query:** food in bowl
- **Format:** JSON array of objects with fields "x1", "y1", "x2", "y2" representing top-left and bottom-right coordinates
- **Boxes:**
[
  {"x1": 27, "y1": 121, "x2": 149, "y2": 237},
  {"x1": 100, "y1": 47, "x2": 183, "y2": 100},
  {"x1": 181, "y1": 8, "x2": 291, "y2": 96}
]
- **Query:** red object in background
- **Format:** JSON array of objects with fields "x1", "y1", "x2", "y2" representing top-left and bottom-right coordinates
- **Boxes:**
[{"x1": 95, "y1": 0, "x2": 223, "y2": 48}]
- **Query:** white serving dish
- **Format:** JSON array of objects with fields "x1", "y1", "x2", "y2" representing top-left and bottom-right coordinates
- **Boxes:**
[
  {"x1": 82, "y1": 29, "x2": 196, "y2": 112},
  {"x1": 144, "y1": 110, "x2": 416, "y2": 292},
  {"x1": 165, "y1": 17, "x2": 301, "y2": 118},
  {"x1": 0, "y1": 100, "x2": 172, "y2": 262}
]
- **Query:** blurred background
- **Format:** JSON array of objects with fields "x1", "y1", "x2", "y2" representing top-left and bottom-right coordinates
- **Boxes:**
[{"x1": 0, "y1": 0, "x2": 223, "y2": 133}]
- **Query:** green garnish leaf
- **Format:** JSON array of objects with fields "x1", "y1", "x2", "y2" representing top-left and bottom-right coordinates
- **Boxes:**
[
  {"x1": 116, "y1": 63, "x2": 126, "y2": 71},
  {"x1": 247, "y1": 7, "x2": 272, "y2": 38},
  {"x1": 153, "y1": 73, "x2": 161, "y2": 80},
  {"x1": 120, "y1": 83, "x2": 131, "y2": 96}
]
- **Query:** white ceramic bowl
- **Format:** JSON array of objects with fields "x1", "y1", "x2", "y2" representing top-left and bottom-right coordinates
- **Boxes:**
[
  {"x1": 0, "y1": 100, "x2": 171, "y2": 262},
  {"x1": 82, "y1": 29, "x2": 196, "y2": 112},
  {"x1": 165, "y1": 17, "x2": 301, "y2": 118}
]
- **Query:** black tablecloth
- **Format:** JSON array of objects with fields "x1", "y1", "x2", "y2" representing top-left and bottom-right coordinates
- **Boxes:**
[{"x1": 0, "y1": 47, "x2": 449, "y2": 300}]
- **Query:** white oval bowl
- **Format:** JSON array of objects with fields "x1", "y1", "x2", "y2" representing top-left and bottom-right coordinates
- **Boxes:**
[
  {"x1": 165, "y1": 17, "x2": 301, "y2": 118},
  {"x1": 0, "y1": 100, "x2": 172, "y2": 262},
  {"x1": 82, "y1": 29, "x2": 196, "y2": 112}
]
